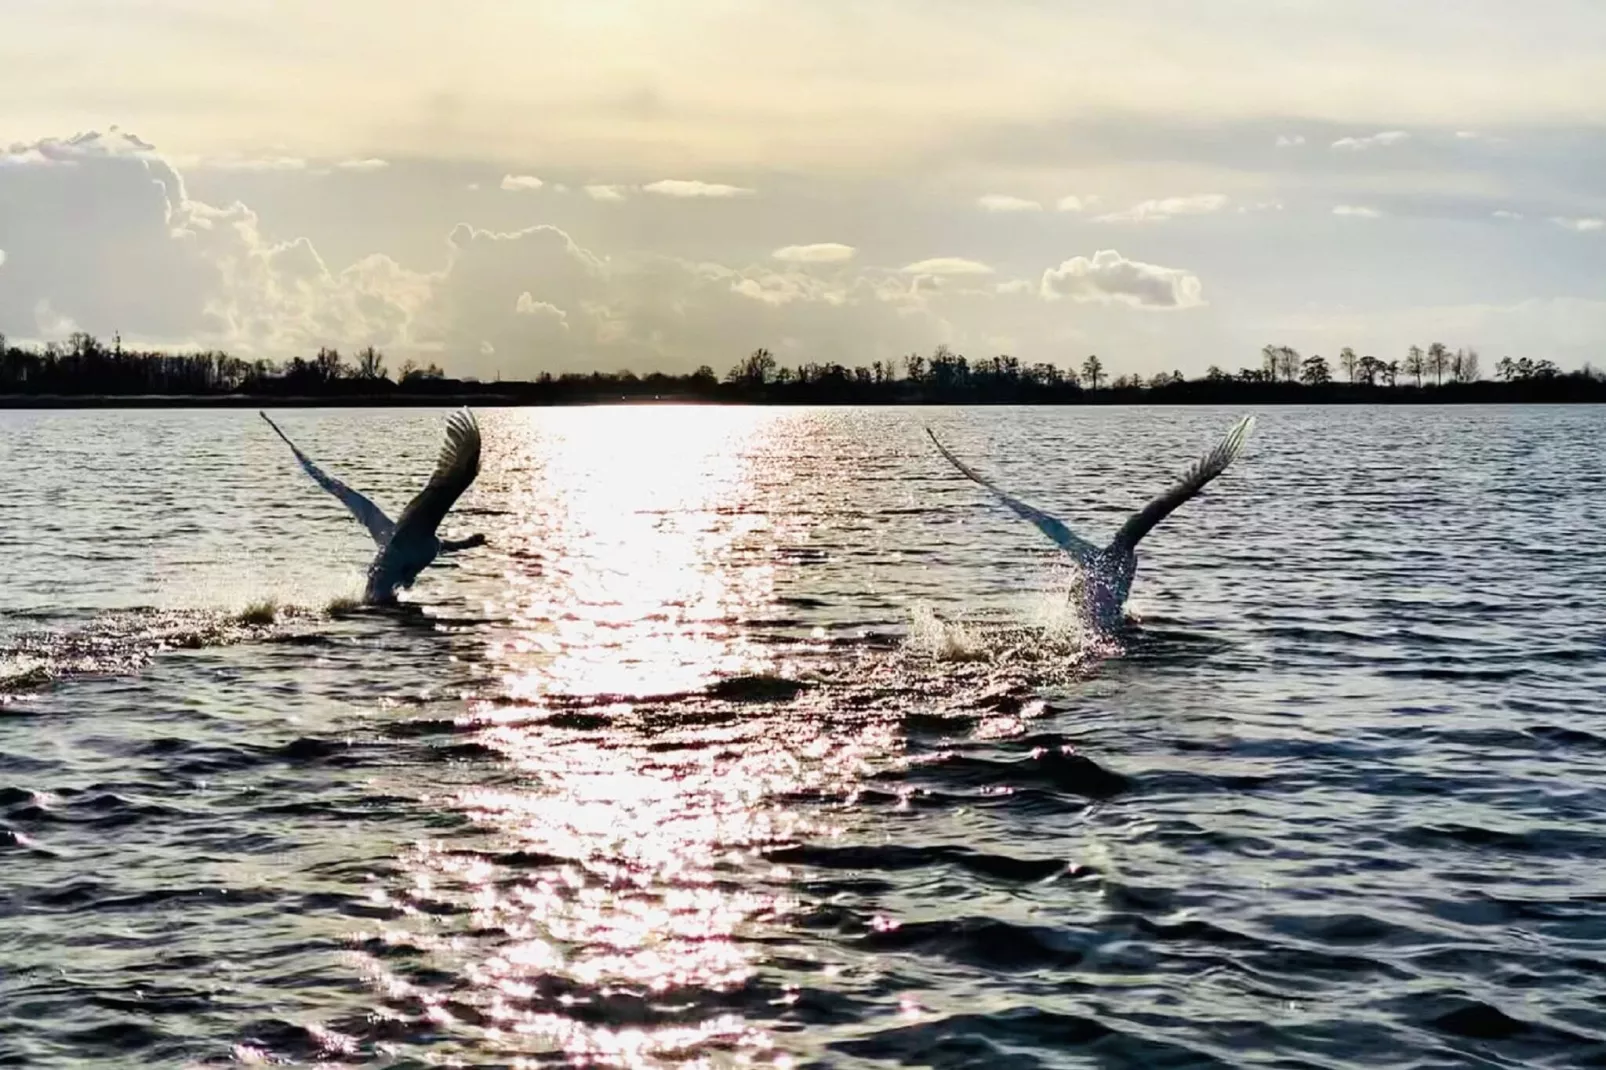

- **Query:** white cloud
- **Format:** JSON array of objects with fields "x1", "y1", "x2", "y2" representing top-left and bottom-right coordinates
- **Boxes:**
[
  {"x1": 1055, "y1": 195, "x2": 1092, "y2": 213},
  {"x1": 1333, "y1": 204, "x2": 1382, "y2": 218},
  {"x1": 500, "y1": 174, "x2": 544, "y2": 191},
  {"x1": 899, "y1": 257, "x2": 994, "y2": 276},
  {"x1": 977, "y1": 194, "x2": 1042, "y2": 213},
  {"x1": 1275, "y1": 134, "x2": 1306, "y2": 147},
  {"x1": 1040, "y1": 250, "x2": 1204, "y2": 309},
  {"x1": 1492, "y1": 209, "x2": 1524, "y2": 220},
  {"x1": 1331, "y1": 131, "x2": 1411, "y2": 150},
  {"x1": 198, "y1": 155, "x2": 309, "y2": 172},
  {"x1": 642, "y1": 179, "x2": 754, "y2": 198},
  {"x1": 1552, "y1": 216, "x2": 1604, "y2": 232},
  {"x1": 0, "y1": 249, "x2": 7, "y2": 267},
  {"x1": 1236, "y1": 201, "x2": 1284, "y2": 214},
  {"x1": 336, "y1": 158, "x2": 389, "y2": 172},
  {"x1": 772, "y1": 243, "x2": 856, "y2": 263},
  {"x1": 1096, "y1": 194, "x2": 1229, "y2": 223},
  {"x1": 584, "y1": 184, "x2": 626, "y2": 201}
]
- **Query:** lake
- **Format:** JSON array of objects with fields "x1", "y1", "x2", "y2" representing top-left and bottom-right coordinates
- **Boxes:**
[{"x1": 3, "y1": 404, "x2": 1605, "y2": 1068}]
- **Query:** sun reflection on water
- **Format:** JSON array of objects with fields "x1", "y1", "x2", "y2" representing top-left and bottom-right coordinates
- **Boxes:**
[{"x1": 368, "y1": 407, "x2": 884, "y2": 1066}]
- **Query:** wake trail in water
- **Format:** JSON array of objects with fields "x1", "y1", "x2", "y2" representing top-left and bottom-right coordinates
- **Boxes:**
[{"x1": 0, "y1": 586, "x2": 367, "y2": 698}]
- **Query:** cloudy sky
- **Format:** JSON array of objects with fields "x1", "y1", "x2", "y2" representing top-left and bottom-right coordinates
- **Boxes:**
[{"x1": 2, "y1": 0, "x2": 1604, "y2": 379}]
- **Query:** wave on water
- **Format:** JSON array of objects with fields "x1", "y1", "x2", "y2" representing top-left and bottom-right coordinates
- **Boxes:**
[{"x1": 0, "y1": 590, "x2": 366, "y2": 699}]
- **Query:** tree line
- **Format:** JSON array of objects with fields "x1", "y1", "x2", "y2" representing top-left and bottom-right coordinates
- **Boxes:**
[{"x1": 1, "y1": 330, "x2": 1601, "y2": 405}]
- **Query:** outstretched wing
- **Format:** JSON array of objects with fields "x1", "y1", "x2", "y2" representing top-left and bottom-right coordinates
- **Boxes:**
[
  {"x1": 393, "y1": 408, "x2": 483, "y2": 541},
  {"x1": 925, "y1": 427, "x2": 1099, "y2": 562},
  {"x1": 260, "y1": 411, "x2": 396, "y2": 545},
  {"x1": 1109, "y1": 414, "x2": 1256, "y2": 555}
]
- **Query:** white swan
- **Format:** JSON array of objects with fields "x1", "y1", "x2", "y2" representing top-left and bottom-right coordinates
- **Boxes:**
[
  {"x1": 261, "y1": 408, "x2": 486, "y2": 605},
  {"x1": 926, "y1": 414, "x2": 1256, "y2": 630}
]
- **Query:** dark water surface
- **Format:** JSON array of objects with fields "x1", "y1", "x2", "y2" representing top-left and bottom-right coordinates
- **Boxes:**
[{"x1": 3, "y1": 404, "x2": 1605, "y2": 1069}]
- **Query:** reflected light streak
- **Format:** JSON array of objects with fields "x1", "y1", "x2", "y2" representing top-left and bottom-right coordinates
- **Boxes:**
[{"x1": 372, "y1": 407, "x2": 881, "y2": 1067}]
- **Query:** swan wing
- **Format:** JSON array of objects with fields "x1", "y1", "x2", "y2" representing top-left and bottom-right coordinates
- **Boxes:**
[
  {"x1": 1109, "y1": 414, "x2": 1256, "y2": 555},
  {"x1": 260, "y1": 411, "x2": 395, "y2": 545},
  {"x1": 925, "y1": 427, "x2": 1098, "y2": 562},
  {"x1": 393, "y1": 408, "x2": 483, "y2": 540}
]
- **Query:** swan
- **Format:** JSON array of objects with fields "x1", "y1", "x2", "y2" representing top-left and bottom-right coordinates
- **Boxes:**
[
  {"x1": 925, "y1": 414, "x2": 1256, "y2": 630},
  {"x1": 260, "y1": 408, "x2": 486, "y2": 605}
]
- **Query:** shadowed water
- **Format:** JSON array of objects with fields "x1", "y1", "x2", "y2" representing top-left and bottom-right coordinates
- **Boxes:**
[{"x1": 3, "y1": 404, "x2": 1605, "y2": 1069}]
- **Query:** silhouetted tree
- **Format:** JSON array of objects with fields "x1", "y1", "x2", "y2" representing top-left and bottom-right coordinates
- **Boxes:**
[
  {"x1": 1427, "y1": 342, "x2": 1450, "y2": 386},
  {"x1": 1081, "y1": 354, "x2": 1104, "y2": 390},
  {"x1": 1405, "y1": 345, "x2": 1425, "y2": 387},
  {"x1": 1300, "y1": 354, "x2": 1332, "y2": 385},
  {"x1": 1339, "y1": 346, "x2": 1359, "y2": 383},
  {"x1": 1276, "y1": 345, "x2": 1301, "y2": 383}
]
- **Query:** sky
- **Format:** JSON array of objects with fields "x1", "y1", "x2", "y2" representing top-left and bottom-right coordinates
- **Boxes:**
[{"x1": 2, "y1": 0, "x2": 1604, "y2": 380}]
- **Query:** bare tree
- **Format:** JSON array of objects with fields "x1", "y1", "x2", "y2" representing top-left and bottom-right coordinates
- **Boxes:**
[
  {"x1": 1081, "y1": 354, "x2": 1104, "y2": 390},
  {"x1": 1404, "y1": 345, "x2": 1425, "y2": 387},
  {"x1": 1277, "y1": 345, "x2": 1302, "y2": 383},
  {"x1": 1339, "y1": 346, "x2": 1359, "y2": 383},
  {"x1": 1427, "y1": 342, "x2": 1450, "y2": 386},
  {"x1": 354, "y1": 345, "x2": 387, "y2": 380},
  {"x1": 1456, "y1": 347, "x2": 1481, "y2": 382},
  {"x1": 1262, "y1": 344, "x2": 1280, "y2": 380}
]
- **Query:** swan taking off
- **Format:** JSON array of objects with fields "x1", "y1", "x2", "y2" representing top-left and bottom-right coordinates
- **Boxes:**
[
  {"x1": 260, "y1": 408, "x2": 486, "y2": 605},
  {"x1": 925, "y1": 414, "x2": 1256, "y2": 630}
]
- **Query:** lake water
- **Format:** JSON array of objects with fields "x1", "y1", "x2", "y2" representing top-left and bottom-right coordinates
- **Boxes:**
[{"x1": 3, "y1": 404, "x2": 1605, "y2": 1069}]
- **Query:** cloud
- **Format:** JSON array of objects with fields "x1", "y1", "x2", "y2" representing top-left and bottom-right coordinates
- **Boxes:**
[
  {"x1": 1096, "y1": 194, "x2": 1229, "y2": 223},
  {"x1": 642, "y1": 179, "x2": 754, "y2": 198},
  {"x1": 1552, "y1": 216, "x2": 1604, "y2": 232},
  {"x1": 0, "y1": 130, "x2": 1012, "y2": 376},
  {"x1": 584, "y1": 184, "x2": 626, "y2": 201},
  {"x1": 899, "y1": 257, "x2": 994, "y2": 276},
  {"x1": 977, "y1": 194, "x2": 1042, "y2": 212},
  {"x1": 195, "y1": 155, "x2": 310, "y2": 172},
  {"x1": 772, "y1": 243, "x2": 856, "y2": 263},
  {"x1": 500, "y1": 174, "x2": 544, "y2": 191},
  {"x1": 1040, "y1": 250, "x2": 1204, "y2": 309},
  {"x1": 1491, "y1": 209, "x2": 1524, "y2": 220},
  {"x1": 1331, "y1": 130, "x2": 1411, "y2": 150},
  {"x1": 336, "y1": 158, "x2": 389, "y2": 172},
  {"x1": 0, "y1": 249, "x2": 7, "y2": 267},
  {"x1": 1333, "y1": 204, "x2": 1382, "y2": 218},
  {"x1": 1055, "y1": 195, "x2": 1093, "y2": 213},
  {"x1": 1275, "y1": 134, "x2": 1306, "y2": 147}
]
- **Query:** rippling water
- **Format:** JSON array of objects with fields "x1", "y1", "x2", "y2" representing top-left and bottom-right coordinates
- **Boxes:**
[{"x1": 3, "y1": 404, "x2": 1606, "y2": 1069}]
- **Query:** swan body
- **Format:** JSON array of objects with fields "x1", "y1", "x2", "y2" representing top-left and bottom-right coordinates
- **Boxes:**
[
  {"x1": 261, "y1": 408, "x2": 486, "y2": 605},
  {"x1": 926, "y1": 414, "x2": 1256, "y2": 631}
]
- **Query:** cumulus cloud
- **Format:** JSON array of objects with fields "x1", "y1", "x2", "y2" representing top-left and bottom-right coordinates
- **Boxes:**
[
  {"x1": 642, "y1": 179, "x2": 754, "y2": 198},
  {"x1": 977, "y1": 194, "x2": 1042, "y2": 212},
  {"x1": 1275, "y1": 134, "x2": 1306, "y2": 147},
  {"x1": 500, "y1": 174, "x2": 544, "y2": 191},
  {"x1": 0, "y1": 130, "x2": 1002, "y2": 375},
  {"x1": 772, "y1": 243, "x2": 856, "y2": 263},
  {"x1": 1055, "y1": 195, "x2": 1093, "y2": 213},
  {"x1": 1040, "y1": 250, "x2": 1203, "y2": 309},
  {"x1": 899, "y1": 257, "x2": 994, "y2": 276},
  {"x1": 0, "y1": 249, "x2": 6, "y2": 267},
  {"x1": 1552, "y1": 216, "x2": 1604, "y2": 232},
  {"x1": 1333, "y1": 204, "x2": 1382, "y2": 218},
  {"x1": 1331, "y1": 130, "x2": 1411, "y2": 150},
  {"x1": 337, "y1": 158, "x2": 389, "y2": 172},
  {"x1": 585, "y1": 184, "x2": 626, "y2": 201},
  {"x1": 1492, "y1": 209, "x2": 1524, "y2": 220},
  {"x1": 1096, "y1": 194, "x2": 1229, "y2": 223}
]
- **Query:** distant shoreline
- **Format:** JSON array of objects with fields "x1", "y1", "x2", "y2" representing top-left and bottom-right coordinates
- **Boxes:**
[{"x1": 3, "y1": 389, "x2": 1603, "y2": 409}]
